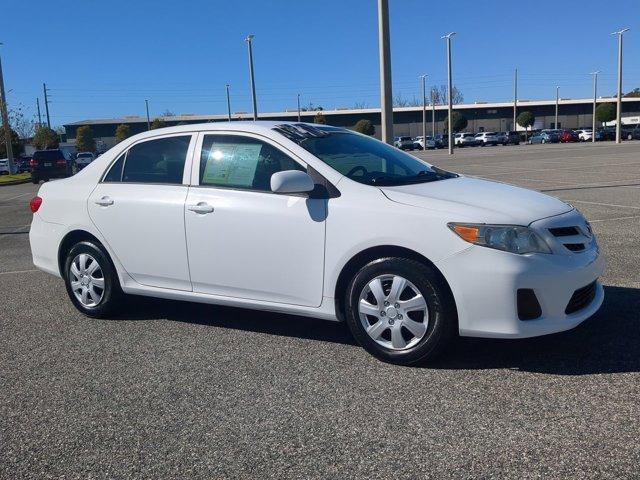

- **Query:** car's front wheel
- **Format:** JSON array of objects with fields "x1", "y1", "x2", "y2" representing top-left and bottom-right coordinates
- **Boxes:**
[
  {"x1": 344, "y1": 257, "x2": 456, "y2": 366},
  {"x1": 63, "y1": 241, "x2": 122, "y2": 318}
]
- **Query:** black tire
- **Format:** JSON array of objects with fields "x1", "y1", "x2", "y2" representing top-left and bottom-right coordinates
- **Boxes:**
[
  {"x1": 63, "y1": 241, "x2": 123, "y2": 318},
  {"x1": 344, "y1": 257, "x2": 456, "y2": 366},
  {"x1": 31, "y1": 176, "x2": 39, "y2": 184}
]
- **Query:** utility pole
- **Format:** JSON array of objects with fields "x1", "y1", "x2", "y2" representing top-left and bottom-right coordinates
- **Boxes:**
[
  {"x1": 225, "y1": 84, "x2": 231, "y2": 121},
  {"x1": 377, "y1": 0, "x2": 393, "y2": 144},
  {"x1": 555, "y1": 86, "x2": 559, "y2": 129},
  {"x1": 590, "y1": 71, "x2": 600, "y2": 143},
  {"x1": 611, "y1": 28, "x2": 629, "y2": 143},
  {"x1": 36, "y1": 97, "x2": 42, "y2": 125},
  {"x1": 442, "y1": 32, "x2": 456, "y2": 155},
  {"x1": 145, "y1": 99, "x2": 150, "y2": 130},
  {"x1": 297, "y1": 93, "x2": 301, "y2": 122},
  {"x1": 43, "y1": 83, "x2": 51, "y2": 128},
  {"x1": 246, "y1": 35, "x2": 258, "y2": 121},
  {"x1": 420, "y1": 74, "x2": 427, "y2": 151},
  {"x1": 431, "y1": 90, "x2": 435, "y2": 138},
  {"x1": 513, "y1": 68, "x2": 518, "y2": 131},
  {"x1": 0, "y1": 44, "x2": 14, "y2": 174}
]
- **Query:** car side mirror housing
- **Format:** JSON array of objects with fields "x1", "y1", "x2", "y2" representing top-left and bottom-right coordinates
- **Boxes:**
[{"x1": 271, "y1": 170, "x2": 315, "y2": 194}]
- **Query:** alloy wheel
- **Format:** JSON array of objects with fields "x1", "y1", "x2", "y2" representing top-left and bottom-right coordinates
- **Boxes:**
[
  {"x1": 358, "y1": 274, "x2": 429, "y2": 351},
  {"x1": 69, "y1": 253, "x2": 105, "y2": 307}
]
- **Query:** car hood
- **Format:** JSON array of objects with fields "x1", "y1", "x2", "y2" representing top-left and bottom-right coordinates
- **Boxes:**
[{"x1": 381, "y1": 176, "x2": 573, "y2": 225}]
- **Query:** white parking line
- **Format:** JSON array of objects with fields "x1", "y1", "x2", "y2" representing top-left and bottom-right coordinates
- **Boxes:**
[
  {"x1": 0, "y1": 192, "x2": 33, "y2": 203},
  {"x1": 590, "y1": 215, "x2": 640, "y2": 223},
  {"x1": 563, "y1": 199, "x2": 640, "y2": 210},
  {"x1": 0, "y1": 269, "x2": 39, "y2": 275}
]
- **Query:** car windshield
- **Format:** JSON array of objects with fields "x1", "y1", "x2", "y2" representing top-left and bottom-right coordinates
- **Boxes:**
[
  {"x1": 77, "y1": 153, "x2": 92, "y2": 158},
  {"x1": 273, "y1": 124, "x2": 457, "y2": 187}
]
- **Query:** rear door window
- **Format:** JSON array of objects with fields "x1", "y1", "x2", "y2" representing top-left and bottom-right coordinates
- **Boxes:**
[{"x1": 121, "y1": 135, "x2": 191, "y2": 184}]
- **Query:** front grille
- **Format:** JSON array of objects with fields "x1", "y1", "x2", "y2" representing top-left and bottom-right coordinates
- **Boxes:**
[
  {"x1": 549, "y1": 226, "x2": 580, "y2": 237},
  {"x1": 565, "y1": 281, "x2": 597, "y2": 315}
]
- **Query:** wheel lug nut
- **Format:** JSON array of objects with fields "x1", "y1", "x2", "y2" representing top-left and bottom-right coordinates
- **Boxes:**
[
  {"x1": 384, "y1": 301, "x2": 389, "y2": 306},
  {"x1": 394, "y1": 303, "x2": 399, "y2": 308},
  {"x1": 398, "y1": 314, "x2": 403, "y2": 320},
  {"x1": 380, "y1": 311, "x2": 386, "y2": 316}
]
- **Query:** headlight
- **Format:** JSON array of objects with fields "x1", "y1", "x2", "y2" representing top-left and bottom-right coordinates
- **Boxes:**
[{"x1": 447, "y1": 223, "x2": 552, "y2": 254}]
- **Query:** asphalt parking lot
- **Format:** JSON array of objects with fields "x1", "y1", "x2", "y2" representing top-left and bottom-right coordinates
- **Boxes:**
[{"x1": 1, "y1": 141, "x2": 639, "y2": 479}]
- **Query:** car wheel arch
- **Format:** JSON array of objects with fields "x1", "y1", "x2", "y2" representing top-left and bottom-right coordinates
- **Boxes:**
[
  {"x1": 57, "y1": 230, "x2": 116, "y2": 280},
  {"x1": 333, "y1": 245, "x2": 457, "y2": 326}
]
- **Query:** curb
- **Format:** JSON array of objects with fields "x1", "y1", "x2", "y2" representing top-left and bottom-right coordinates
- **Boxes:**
[{"x1": 0, "y1": 177, "x2": 32, "y2": 187}]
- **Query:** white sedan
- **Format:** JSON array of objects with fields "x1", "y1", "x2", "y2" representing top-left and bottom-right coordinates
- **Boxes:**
[
  {"x1": 0, "y1": 158, "x2": 9, "y2": 174},
  {"x1": 29, "y1": 121, "x2": 604, "y2": 365},
  {"x1": 576, "y1": 129, "x2": 593, "y2": 141}
]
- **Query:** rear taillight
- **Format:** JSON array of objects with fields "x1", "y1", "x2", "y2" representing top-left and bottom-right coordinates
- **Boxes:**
[
  {"x1": 56, "y1": 159, "x2": 67, "y2": 167},
  {"x1": 30, "y1": 196, "x2": 42, "y2": 213},
  {"x1": 29, "y1": 159, "x2": 37, "y2": 168}
]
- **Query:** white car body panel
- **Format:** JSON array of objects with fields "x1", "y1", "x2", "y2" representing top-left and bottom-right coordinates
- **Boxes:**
[{"x1": 29, "y1": 121, "x2": 605, "y2": 338}]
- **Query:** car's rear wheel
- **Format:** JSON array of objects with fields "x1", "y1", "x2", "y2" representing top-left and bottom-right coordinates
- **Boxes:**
[
  {"x1": 344, "y1": 257, "x2": 456, "y2": 366},
  {"x1": 63, "y1": 241, "x2": 122, "y2": 318},
  {"x1": 31, "y1": 175, "x2": 39, "y2": 184}
]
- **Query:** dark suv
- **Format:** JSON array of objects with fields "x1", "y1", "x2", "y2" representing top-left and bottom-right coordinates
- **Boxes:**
[
  {"x1": 622, "y1": 124, "x2": 640, "y2": 140},
  {"x1": 30, "y1": 149, "x2": 72, "y2": 184}
]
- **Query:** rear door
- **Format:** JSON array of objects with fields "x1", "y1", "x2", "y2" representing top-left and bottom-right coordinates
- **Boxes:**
[{"x1": 88, "y1": 133, "x2": 195, "y2": 291}]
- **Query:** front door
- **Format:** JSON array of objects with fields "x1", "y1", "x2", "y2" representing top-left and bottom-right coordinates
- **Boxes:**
[
  {"x1": 88, "y1": 134, "x2": 195, "y2": 291},
  {"x1": 184, "y1": 133, "x2": 326, "y2": 307}
]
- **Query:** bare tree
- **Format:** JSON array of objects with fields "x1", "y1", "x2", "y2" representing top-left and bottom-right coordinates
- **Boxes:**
[
  {"x1": 8, "y1": 103, "x2": 36, "y2": 139},
  {"x1": 393, "y1": 94, "x2": 422, "y2": 108},
  {"x1": 353, "y1": 101, "x2": 368, "y2": 109},
  {"x1": 161, "y1": 109, "x2": 176, "y2": 117},
  {"x1": 430, "y1": 85, "x2": 464, "y2": 105}
]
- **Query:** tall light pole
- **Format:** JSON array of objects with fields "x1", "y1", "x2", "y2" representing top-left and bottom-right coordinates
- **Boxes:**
[
  {"x1": 377, "y1": 0, "x2": 393, "y2": 144},
  {"x1": 442, "y1": 32, "x2": 456, "y2": 155},
  {"x1": 0, "y1": 43, "x2": 14, "y2": 174},
  {"x1": 297, "y1": 93, "x2": 301, "y2": 122},
  {"x1": 590, "y1": 71, "x2": 600, "y2": 143},
  {"x1": 145, "y1": 99, "x2": 150, "y2": 130},
  {"x1": 513, "y1": 68, "x2": 518, "y2": 131},
  {"x1": 420, "y1": 74, "x2": 427, "y2": 151},
  {"x1": 246, "y1": 34, "x2": 258, "y2": 121},
  {"x1": 225, "y1": 84, "x2": 231, "y2": 121},
  {"x1": 555, "y1": 86, "x2": 559, "y2": 129},
  {"x1": 611, "y1": 28, "x2": 629, "y2": 143}
]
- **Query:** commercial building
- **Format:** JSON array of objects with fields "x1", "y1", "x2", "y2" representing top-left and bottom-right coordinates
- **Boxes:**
[{"x1": 64, "y1": 97, "x2": 640, "y2": 149}]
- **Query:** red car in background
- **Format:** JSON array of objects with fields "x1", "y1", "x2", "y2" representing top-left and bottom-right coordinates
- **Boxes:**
[{"x1": 559, "y1": 130, "x2": 579, "y2": 143}]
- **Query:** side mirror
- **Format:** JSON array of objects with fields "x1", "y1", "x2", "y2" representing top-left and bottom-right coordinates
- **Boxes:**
[{"x1": 271, "y1": 170, "x2": 315, "y2": 194}]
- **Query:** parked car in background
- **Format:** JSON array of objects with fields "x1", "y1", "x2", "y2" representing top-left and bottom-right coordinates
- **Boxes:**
[
  {"x1": 433, "y1": 134, "x2": 448, "y2": 148},
  {"x1": 575, "y1": 129, "x2": 593, "y2": 141},
  {"x1": 474, "y1": 132, "x2": 501, "y2": 146},
  {"x1": 622, "y1": 124, "x2": 640, "y2": 140},
  {"x1": 15, "y1": 157, "x2": 31, "y2": 173},
  {"x1": 30, "y1": 149, "x2": 72, "y2": 184},
  {"x1": 599, "y1": 127, "x2": 616, "y2": 141},
  {"x1": 559, "y1": 130, "x2": 579, "y2": 143},
  {"x1": 74, "y1": 152, "x2": 96, "y2": 172},
  {"x1": 497, "y1": 131, "x2": 520, "y2": 145},
  {"x1": 28, "y1": 121, "x2": 604, "y2": 365},
  {"x1": 529, "y1": 130, "x2": 560, "y2": 144},
  {"x1": 0, "y1": 158, "x2": 9, "y2": 175},
  {"x1": 454, "y1": 132, "x2": 480, "y2": 147},
  {"x1": 394, "y1": 136, "x2": 416, "y2": 150},
  {"x1": 413, "y1": 135, "x2": 436, "y2": 150}
]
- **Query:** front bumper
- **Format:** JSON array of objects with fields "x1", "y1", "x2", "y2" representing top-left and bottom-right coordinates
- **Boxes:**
[{"x1": 435, "y1": 221, "x2": 605, "y2": 338}]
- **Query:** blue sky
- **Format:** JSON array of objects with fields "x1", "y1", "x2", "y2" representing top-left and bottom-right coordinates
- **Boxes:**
[{"x1": 3, "y1": 0, "x2": 639, "y2": 127}]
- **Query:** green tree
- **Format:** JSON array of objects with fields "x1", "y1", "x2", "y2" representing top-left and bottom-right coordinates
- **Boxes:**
[
  {"x1": 443, "y1": 111, "x2": 468, "y2": 133},
  {"x1": 313, "y1": 111, "x2": 326, "y2": 124},
  {"x1": 595, "y1": 103, "x2": 616, "y2": 124},
  {"x1": 354, "y1": 119, "x2": 375, "y2": 136},
  {"x1": 115, "y1": 124, "x2": 131, "y2": 143},
  {"x1": 0, "y1": 125, "x2": 23, "y2": 158},
  {"x1": 150, "y1": 118, "x2": 166, "y2": 130},
  {"x1": 516, "y1": 111, "x2": 535, "y2": 141},
  {"x1": 75, "y1": 125, "x2": 96, "y2": 153},
  {"x1": 32, "y1": 125, "x2": 59, "y2": 150}
]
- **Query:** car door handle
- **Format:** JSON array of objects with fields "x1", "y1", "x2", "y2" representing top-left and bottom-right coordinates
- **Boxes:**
[
  {"x1": 95, "y1": 196, "x2": 114, "y2": 207},
  {"x1": 188, "y1": 202, "x2": 214, "y2": 214}
]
